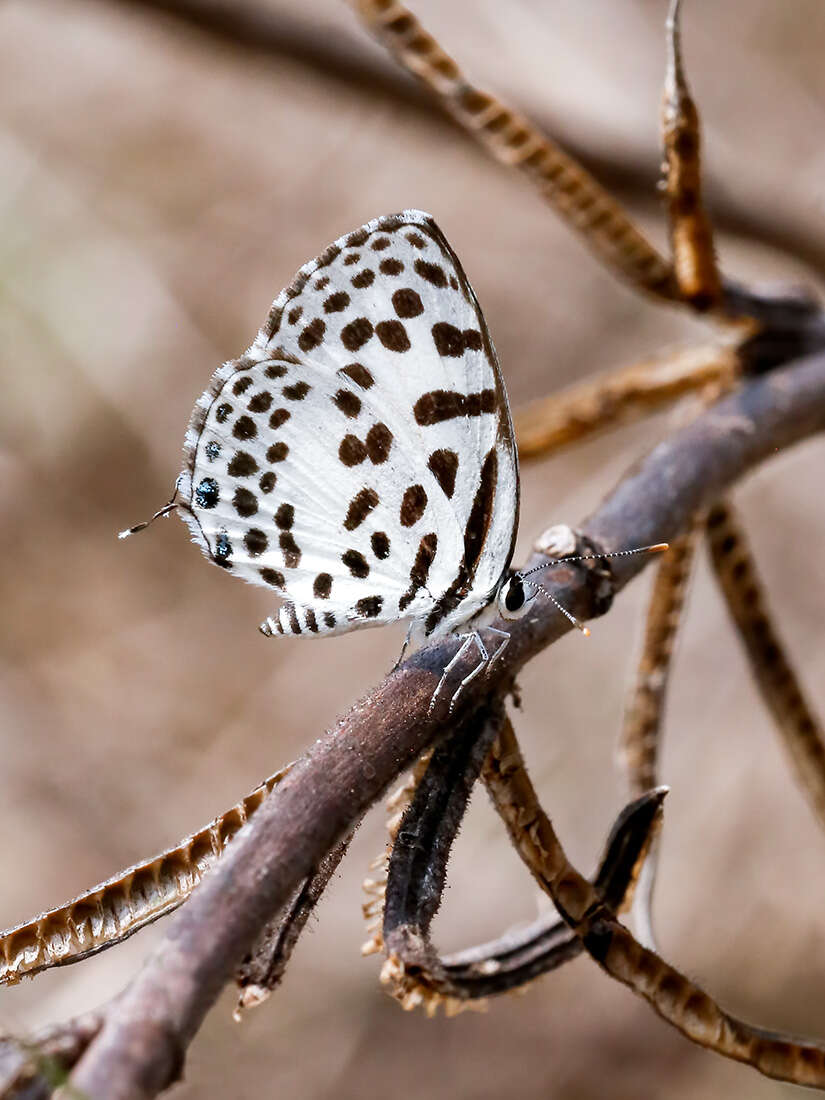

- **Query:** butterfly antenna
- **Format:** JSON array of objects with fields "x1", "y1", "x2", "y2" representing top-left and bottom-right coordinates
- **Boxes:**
[
  {"x1": 118, "y1": 482, "x2": 180, "y2": 540},
  {"x1": 536, "y1": 586, "x2": 592, "y2": 637},
  {"x1": 522, "y1": 543, "x2": 669, "y2": 637},
  {"x1": 519, "y1": 543, "x2": 669, "y2": 581}
]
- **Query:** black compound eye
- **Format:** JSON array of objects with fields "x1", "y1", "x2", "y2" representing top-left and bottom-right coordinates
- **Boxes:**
[{"x1": 504, "y1": 577, "x2": 525, "y2": 613}]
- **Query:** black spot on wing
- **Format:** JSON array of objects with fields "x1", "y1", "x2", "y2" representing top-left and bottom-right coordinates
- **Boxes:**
[
  {"x1": 228, "y1": 452, "x2": 258, "y2": 477},
  {"x1": 371, "y1": 531, "x2": 390, "y2": 560},
  {"x1": 463, "y1": 448, "x2": 498, "y2": 578},
  {"x1": 260, "y1": 567, "x2": 284, "y2": 587},
  {"x1": 244, "y1": 529, "x2": 268, "y2": 557},
  {"x1": 195, "y1": 478, "x2": 219, "y2": 509},
  {"x1": 342, "y1": 549, "x2": 369, "y2": 578},
  {"x1": 314, "y1": 573, "x2": 332, "y2": 599},
  {"x1": 355, "y1": 596, "x2": 383, "y2": 619},
  {"x1": 427, "y1": 449, "x2": 459, "y2": 499},
  {"x1": 344, "y1": 487, "x2": 379, "y2": 531},
  {"x1": 414, "y1": 389, "x2": 496, "y2": 425},
  {"x1": 398, "y1": 532, "x2": 438, "y2": 611},
  {"x1": 400, "y1": 485, "x2": 427, "y2": 527}
]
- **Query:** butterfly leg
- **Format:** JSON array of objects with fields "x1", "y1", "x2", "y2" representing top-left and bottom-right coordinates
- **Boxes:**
[
  {"x1": 446, "y1": 628, "x2": 511, "y2": 712},
  {"x1": 428, "y1": 632, "x2": 484, "y2": 716},
  {"x1": 448, "y1": 632, "x2": 493, "y2": 714},
  {"x1": 484, "y1": 627, "x2": 510, "y2": 672}
]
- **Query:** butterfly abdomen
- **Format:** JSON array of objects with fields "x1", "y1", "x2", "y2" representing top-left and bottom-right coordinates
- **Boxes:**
[{"x1": 260, "y1": 603, "x2": 337, "y2": 637}]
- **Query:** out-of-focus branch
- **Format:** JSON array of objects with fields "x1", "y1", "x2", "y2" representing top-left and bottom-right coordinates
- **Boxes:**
[
  {"x1": 660, "y1": 0, "x2": 722, "y2": 310},
  {"x1": 484, "y1": 719, "x2": 825, "y2": 1088},
  {"x1": 0, "y1": 1014, "x2": 102, "y2": 1100},
  {"x1": 99, "y1": 0, "x2": 825, "y2": 279},
  {"x1": 353, "y1": 0, "x2": 677, "y2": 302},
  {"x1": 66, "y1": 351, "x2": 825, "y2": 1100},
  {"x1": 514, "y1": 342, "x2": 737, "y2": 461},
  {"x1": 707, "y1": 499, "x2": 825, "y2": 831},
  {"x1": 616, "y1": 521, "x2": 702, "y2": 948}
]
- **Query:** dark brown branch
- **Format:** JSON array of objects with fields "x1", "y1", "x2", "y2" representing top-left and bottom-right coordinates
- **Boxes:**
[
  {"x1": 67, "y1": 350, "x2": 825, "y2": 1099},
  {"x1": 234, "y1": 836, "x2": 351, "y2": 1017},
  {"x1": 380, "y1": 712, "x2": 662, "y2": 1006}
]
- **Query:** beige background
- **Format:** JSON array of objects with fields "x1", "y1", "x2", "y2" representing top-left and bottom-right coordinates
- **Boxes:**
[{"x1": 2, "y1": 1, "x2": 825, "y2": 1096}]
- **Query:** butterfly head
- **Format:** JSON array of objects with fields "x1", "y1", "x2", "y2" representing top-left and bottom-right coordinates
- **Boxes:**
[{"x1": 497, "y1": 572, "x2": 540, "y2": 621}]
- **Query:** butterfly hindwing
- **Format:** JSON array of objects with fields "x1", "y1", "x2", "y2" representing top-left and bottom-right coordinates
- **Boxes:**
[{"x1": 178, "y1": 211, "x2": 519, "y2": 638}]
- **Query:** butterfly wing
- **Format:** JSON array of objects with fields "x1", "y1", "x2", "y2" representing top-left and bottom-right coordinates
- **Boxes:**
[{"x1": 178, "y1": 211, "x2": 518, "y2": 638}]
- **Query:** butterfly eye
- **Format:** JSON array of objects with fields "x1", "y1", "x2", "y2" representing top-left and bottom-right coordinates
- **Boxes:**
[{"x1": 499, "y1": 576, "x2": 534, "y2": 619}]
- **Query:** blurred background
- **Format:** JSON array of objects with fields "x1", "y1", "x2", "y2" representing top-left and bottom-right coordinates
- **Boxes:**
[{"x1": 2, "y1": 1, "x2": 825, "y2": 1096}]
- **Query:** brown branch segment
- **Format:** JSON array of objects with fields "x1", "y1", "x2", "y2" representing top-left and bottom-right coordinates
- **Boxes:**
[
  {"x1": 235, "y1": 836, "x2": 350, "y2": 1018},
  {"x1": 484, "y1": 718, "x2": 825, "y2": 1088},
  {"x1": 67, "y1": 353, "x2": 825, "y2": 1099},
  {"x1": 353, "y1": 0, "x2": 677, "y2": 300},
  {"x1": 0, "y1": 766, "x2": 291, "y2": 985},
  {"x1": 377, "y1": 709, "x2": 663, "y2": 1011},
  {"x1": 707, "y1": 499, "x2": 825, "y2": 830},
  {"x1": 515, "y1": 343, "x2": 737, "y2": 461},
  {"x1": 620, "y1": 522, "x2": 702, "y2": 796},
  {"x1": 661, "y1": 0, "x2": 722, "y2": 310},
  {"x1": 617, "y1": 519, "x2": 702, "y2": 948}
]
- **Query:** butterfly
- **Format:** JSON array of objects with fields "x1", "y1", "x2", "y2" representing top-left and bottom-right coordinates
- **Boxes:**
[{"x1": 123, "y1": 211, "x2": 663, "y2": 710}]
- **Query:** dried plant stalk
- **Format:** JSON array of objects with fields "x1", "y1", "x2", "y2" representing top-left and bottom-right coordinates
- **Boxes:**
[
  {"x1": 361, "y1": 747, "x2": 435, "y2": 959},
  {"x1": 515, "y1": 343, "x2": 737, "y2": 460},
  {"x1": 235, "y1": 834, "x2": 350, "y2": 1018},
  {"x1": 353, "y1": 0, "x2": 676, "y2": 299},
  {"x1": 371, "y1": 706, "x2": 661, "y2": 1014},
  {"x1": 617, "y1": 520, "x2": 701, "y2": 946},
  {"x1": 707, "y1": 499, "x2": 825, "y2": 829},
  {"x1": 661, "y1": 0, "x2": 722, "y2": 309},
  {"x1": 620, "y1": 523, "x2": 702, "y2": 796},
  {"x1": 0, "y1": 766, "x2": 291, "y2": 985},
  {"x1": 484, "y1": 718, "x2": 825, "y2": 1087}
]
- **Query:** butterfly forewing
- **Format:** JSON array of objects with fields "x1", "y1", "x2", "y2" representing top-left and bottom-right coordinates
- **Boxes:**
[{"x1": 179, "y1": 211, "x2": 518, "y2": 638}]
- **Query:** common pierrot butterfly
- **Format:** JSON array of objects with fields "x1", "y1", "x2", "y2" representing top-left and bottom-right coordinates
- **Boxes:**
[{"x1": 122, "y1": 211, "x2": 664, "y2": 709}]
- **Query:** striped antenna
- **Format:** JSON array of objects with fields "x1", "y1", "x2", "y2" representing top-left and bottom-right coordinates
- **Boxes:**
[
  {"x1": 520, "y1": 543, "x2": 669, "y2": 637},
  {"x1": 518, "y1": 544, "x2": 669, "y2": 582}
]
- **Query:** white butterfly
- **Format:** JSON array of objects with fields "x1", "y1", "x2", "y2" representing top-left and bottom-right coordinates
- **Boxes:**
[{"x1": 124, "y1": 212, "x2": 661, "y2": 708}]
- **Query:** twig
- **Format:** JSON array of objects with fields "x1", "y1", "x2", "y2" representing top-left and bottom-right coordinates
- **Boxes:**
[
  {"x1": 661, "y1": 0, "x2": 722, "y2": 310},
  {"x1": 67, "y1": 351, "x2": 825, "y2": 1099},
  {"x1": 619, "y1": 524, "x2": 702, "y2": 799},
  {"x1": 484, "y1": 718, "x2": 825, "y2": 1087},
  {"x1": 234, "y1": 836, "x2": 351, "y2": 1017},
  {"x1": 0, "y1": 1014, "x2": 102, "y2": 1100},
  {"x1": 100, "y1": 0, "x2": 825, "y2": 279},
  {"x1": 352, "y1": 0, "x2": 677, "y2": 301},
  {"x1": 706, "y1": 499, "x2": 825, "y2": 831},
  {"x1": 378, "y1": 711, "x2": 662, "y2": 1009},
  {"x1": 0, "y1": 768, "x2": 291, "y2": 985},
  {"x1": 514, "y1": 342, "x2": 737, "y2": 461}
]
